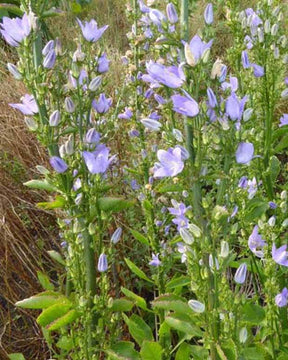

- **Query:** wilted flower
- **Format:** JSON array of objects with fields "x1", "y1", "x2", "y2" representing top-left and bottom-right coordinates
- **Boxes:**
[
  {"x1": 10, "y1": 94, "x2": 38, "y2": 115},
  {"x1": 248, "y1": 225, "x2": 267, "y2": 258},
  {"x1": 235, "y1": 142, "x2": 254, "y2": 164},
  {"x1": 111, "y1": 227, "x2": 122, "y2": 244},
  {"x1": 50, "y1": 156, "x2": 68, "y2": 173},
  {"x1": 153, "y1": 147, "x2": 184, "y2": 178},
  {"x1": 83, "y1": 144, "x2": 113, "y2": 174},
  {"x1": 171, "y1": 92, "x2": 199, "y2": 117},
  {"x1": 272, "y1": 243, "x2": 288, "y2": 266},
  {"x1": 149, "y1": 253, "x2": 161, "y2": 266},
  {"x1": 77, "y1": 18, "x2": 108, "y2": 42},
  {"x1": 92, "y1": 93, "x2": 112, "y2": 113},
  {"x1": 275, "y1": 287, "x2": 288, "y2": 307},
  {"x1": 204, "y1": 3, "x2": 213, "y2": 25},
  {"x1": 0, "y1": 13, "x2": 31, "y2": 47},
  {"x1": 98, "y1": 253, "x2": 108, "y2": 272},
  {"x1": 234, "y1": 263, "x2": 247, "y2": 284},
  {"x1": 188, "y1": 299, "x2": 205, "y2": 313}
]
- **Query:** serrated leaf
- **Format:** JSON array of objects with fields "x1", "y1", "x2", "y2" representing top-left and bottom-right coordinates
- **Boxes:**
[
  {"x1": 47, "y1": 309, "x2": 80, "y2": 331},
  {"x1": 98, "y1": 197, "x2": 135, "y2": 213},
  {"x1": 121, "y1": 287, "x2": 148, "y2": 311},
  {"x1": 37, "y1": 271, "x2": 54, "y2": 291},
  {"x1": 110, "y1": 298, "x2": 134, "y2": 312},
  {"x1": 36, "y1": 300, "x2": 72, "y2": 327},
  {"x1": 8, "y1": 354, "x2": 25, "y2": 360},
  {"x1": 123, "y1": 314, "x2": 154, "y2": 346},
  {"x1": 23, "y1": 180, "x2": 58, "y2": 192},
  {"x1": 165, "y1": 314, "x2": 202, "y2": 337},
  {"x1": 107, "y1": 341, "x2": 140, "y2": 360},
  {"x1": 124, "y1": 258, "x2": 153, "y2": 284},
  {"x1": 241, "y1": 303, "x2": 265, "y2": 324},
  {"x1": 130, "y1": 229, "x2": 149, "y2": 246},
  {"x1": 47, "y1": 250, "x2": 65, "y2": 266},
  {"x1": 152, "y1": 294, "x2": 193, "y2": 315},
  {"x1": 140, "y1": 341, "x2": 162, "y2": 360},
  {"x1": 15, "y1": 292, "x2": 62, "y2": 309}
]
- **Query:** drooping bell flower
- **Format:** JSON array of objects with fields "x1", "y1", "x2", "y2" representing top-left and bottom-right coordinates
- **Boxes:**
[
  {"x1": 118, "y1": 107, "x2": 133, "y2": 119},
  {"x1": 143, "y1": 61, "x2": 185, "y2": 89},
  {"x1": 171, "y1": 92, "x2": 199, "y2": 117},
  {"x1": 185, "y1": 35, "x2": 213, "y2": 66},
  {"x1": 251, "y1": 63, "x2": 264, "y2": 77},
  {"x1": 10, "y1": 94, "x2": 38, "y2": 115},
  {"x1": 248, "y1": 225, "x2": 267, "y2": 258},
  {"x1": 272, "y1": 244, "x2": 288, "y2": 267},
  {"x1": 275, "y1": 288, "x2": 288, "y2": 307},
  {"x1": 49, "y1": 156, "x2": 68, "y2": 173},
  {"x1": 153, "y1": 147, "x2": 184, "y2": 178},
  {"x1": 225, "y1": 92, "x2": 247, "y2": 121},
  {"x1": 77, "y1": 18, "x2": 108, "y2": 42},
  {"x1": 204, "y1": 3, "x2": 213, "y2": 25},
  {"x1": 166, "y1": 3, "x2": 178, "y2": 24},
  {"x1": 82, "y1": 144, "x2": 113, "y2": 174},
  {"x1": 97, "y1": 53, "x2": 110, "y2": 73},
  {"x1": 0, "y1": 13, "x2": 31, "y2": 47},
  {"x1": 92, "y1": 93, "x2": 112, "y2": 114},
  {"x1": 235, "y1": 142, "x2": 254, "y2": 164},
  {"x1": 98, "y1": 253, "x2": 108, "y2": 272},
  {"x1": 149, "y1": 253, "x2": 161, "y2": 266},
  {"x1": 234, "y1": 263, "x2": 247, "y2": 284}
]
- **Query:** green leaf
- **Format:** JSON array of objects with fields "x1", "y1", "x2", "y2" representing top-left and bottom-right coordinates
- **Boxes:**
[
  {"x1": 47, "y1": 309, "x2": 80, "y2": 331},
  {"x1": 166, "y1": 276, "x2": 191, "y2": 290},
  {"x1": 219, "y1": 339, "x2": 237, "y2": 360},
  {"x1": 37, "y1": 271, "x2": 54, "y2": 291},
  {"x1": 98, "y1": 197, "x2": 135, "y2": 213},
  {"x1": 37, "y1": 195, "x2": 66, "y2": 209},
  {"x1": 241, "y1": 303, "x2": 265, "y2": 324},
  {"x1": 23, "y1": 180, "x2": 58, "y2": 192},
  {"x1": 0, "y1": 4, "x2": 23, "y2": 16},
  {"x1": 241, "y1": 346, "x2": 268, "y2": 359},
  {"x1": 152, "y1": 294, "x2": 193, "y2": 315},
  {"x1": 110, "y1": 298, "x2": 134, "y2": 312},
  {"x1": 130, "y1": 229, "x2": 149, "y2": 246},
  {"x1": 15, "y1": 292, "x2": 63, "y2": 309},
  {"x1": 175, "y1": 343, "x2": 192, "y2": 360},
  {"x1": 36, "y1": 300, "x2": 72, "y2": 327},
  {"x1": 71, "y1": 1, "x2": 82, "y2": 13},
  {"x1": 47, "y1": 250, "x2": 65, "y2": 266},
  {"x1": 269, "y1": 155, "x2": 281, "y2": 184},
  {"x1": 107, "y1": 341, "x2": 140, "y2": 360},
  {"x1": 190, "y1": 345, "x2": 209, "y2": 360},
  {"x1": 244, "y1": 199, "x2": 269, "y2": 222},
  {"x1": 124, "y1": 258, "x2": 153, "y2": 284},
  {"x1": 165, "y1": 314, "x2": 202, "y2": 337},
  {"x1": 56, "y1": 336, "x2": 73, "y2": 351},
  {"x1": 123, "y1": 314, "x2": 154, "y2": 346},
  {"x1": 275, "y1": 134, "x2": 288, "y2": 152},
  {"x1": 140, "y1": 341, "x2": 162, "y2": 360},
  {"x1": 155, "y1": 184, "x2": 185, "y2": 193},
  {"x1": 216, "y1": 344, "x2": 228, "y2": 360},
  {"x1": 121, "y1": 287, "x2": 148, "y2": 311},
  {"x1": 8, "y1": 354, "x2": 25, "y2": 360}
]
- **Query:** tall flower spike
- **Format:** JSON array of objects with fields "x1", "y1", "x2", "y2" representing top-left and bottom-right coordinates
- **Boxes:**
[{"x1": 77, "y1": 18, "x2": 108, "y2": 42}]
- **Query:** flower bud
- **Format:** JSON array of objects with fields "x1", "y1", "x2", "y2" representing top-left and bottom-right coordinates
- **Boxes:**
[
  {"x1": 281, "y1": 88, "x2": 288, "y2": 99},
  {"x1": 202, "y1": 48, "x2": 210, "y2": 63},
  {"x1": 220, "y1": 241, "x2": 229, "y2": 258},
  {"x1": 65, "y1": 135, "x2": 74, "y2": 155},
  {"x1": 59, "y1": 144, "x2": 66, "y2": 158},
  {"x1": 42, "y1": 40, "x2": 54, "y2": 56},
  {"x1": 49, "y1": 110, "x2": 61, "y2": 126},
  {"x1": 111, "y1": 227, "x2": 122, "y2": 244},
  {"x1": 258, "y1": 28, "x2": 264, "y2": 43},
  {"x1": 204, "y1": 3, "x2": 213, "y2": 25},
  {"x1": 234, "y1": 263, "x2": 247, "y2": 284},
  {"x1": 271, "y1": 23, "x2": 279, "y2": 36},
  {"x1": 24, "y1": 117, "x2": 38, "y2": 131},
  {"x1": 185, "y1": 43, "x2": 197, "y2": 66},
  {"x1": 239, "y1": 327, "x2": 248, "y2": 343},
  {"x1": 89, "y1": 76, "x2": 102, "y2": 91},
  {"x1": 264, "y1": 20, "x2": 271, "y2": 33},
  {"x1": 65, "y1": 97, "x2": 75, "y2": 113},
  {"x1": 166, "y1": 3, "x2": 178, "y2": 24},
  {"x1": 49, "y1": 156, "x2": 68, "y2": 173},
  {"x1": 7, "y1": 63, "x2": 22, "y2": 80},
  {"x1": 36, "y1": 165, "x2": 50, "y2": 175},
  {"x1": 141, "y1": 118, "x2": 162, "y2": 131},
  {"x1": 85, "y1": 128, "x2": 100, "y2": 144},
  {"x1": 188, "y1": 223, "x2": 202, "y2": 238},
  {"x1": 268, "y1": 216, "x2": 276, "y2": 227},
  {"x1": 188, "y1": 299, "x2": 205, "y2": 313},
  {"x1": 179, "y1": 228, "x2": 194, "y2": 245},
  {"x1": 281, "y1": 190, "x2": 287, "y2": 200},
  {"x1": 243, "y1": 108, "x2": 253, "y2": 122},
  {"x1": 98, "y1": 253, "x2": 108, "y2": 272}
]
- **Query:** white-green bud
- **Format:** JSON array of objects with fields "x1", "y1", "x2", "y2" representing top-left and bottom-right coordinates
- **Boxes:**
[
  {"x1": 180, "y1": 228, "x2": 194, "y2": 245},
  {"x1": 89, "y1": 76, "x2": 102, "y2": 92},
  {"x1": 282, "y1": 219, "x2": 288, "y2": 227},
  {"x1": 258, "y1": 28, "x2": 264, "y2": 43},
  {"x1": 281, "y1": 190, "x2": 287, "y2": 200},
  {"x1": 24, "y1": 117, "x2": 38, "y2": 131},
  {"x1": 281, "y1": 88, "x2": 288, "y2": 99},
  {"x1": 271, "y1": 23, "x2": 279, "y2": 36},
  {"x1": 7, "y1": 63, "x2": 22, "y2": 80},
  {"x1": 243, "y1": 108, "x2": 253, "y2": 122},
  {"x1": 59, "y1": 144, "x2": 66, "y2": 158},
  {"x1": 188, "y1": 299, "x2": 205, "y2": 313},
  {"x1": 264, "y1": 20, "x2": 271, "y2": 33},
  {"x1": 220, "y1": 241, "x2": 229, "y2": 258},
  {"x1": 202, "y1": 48, "x2": 210, "y2": 63},
  {"x1": 36, "y1": 165, "x2": 50, "y2": 175},
  {"x1": 268, "y1": 216, "x2": 276, "y2": 227},
  {"x1": 65, "y1": 135, "x2": 74, "y2": 155},
  {"x1": 239, "y1": 327, "x2": 248, "y2": 343}
]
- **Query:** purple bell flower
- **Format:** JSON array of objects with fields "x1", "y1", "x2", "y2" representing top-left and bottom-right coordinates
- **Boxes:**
[
  {"x1": 50, "y1": 156, "x2": 68, "y2": 173},
  {"x1": 242, "y1": 50, "x2": 250, "y2": 69},
  {"x1": 43, "y1": 49, "x2": 56, "y2": 69},
  {"x1": 275, "y1": 288, "x2": 288, "y2": 307},
  {"x1": 111, "y1": 227, "x2": 122, "y2": 244},
  {"x1": 149, "y1": 253, "x2": 161, "y2": 266},
  {"x1": 77, "y1": 18, "x2": 109, "y2": 42},
  {"x1": 168, "y1": 201, "x2": 190, "y2": 231},
  {"x1": 186, "y1": 35, "x2": 213, "y2": 65},
  {"x1": 10, "y1": 94, "x2": 38, "y2": 115},
  {"x1": 49, "y1": 110, "x2": 61, "y2": 127},
  {"x1": 207, "y1": 88, "x2": 218, "y2": 108},
  {"x1": 42, "y1": 40, "x2": 55, "y2": 56},
  {"x1": 166, "y1": 3, "x2": 178, "y2": 24},
  {"x1": 226, "y1": 93, "x2": 247, "y2": 121},
  {"x1": 171, "y1": 92, "x2": 199, "y2": 117},
  {"x1": 0, "y1": 13, "x2": 31, "y2": 47},
  {"x1": 248, "y1": 225, "x2": 267, "y2": 258},
  {"x1": 97, "y1": 53, "x2": 110, "y2": 73},
  {"x1": 141, "y1": 118, "x2": 161, "y2": 131},
  {"x1": 238, "y1": 176, "x2": 248, "y2": 188},
  {"x1": 82, "y1": 144, "x2": 112, "y2": 174},
  {"x1": 144, "y1": 61, "x2": 185, "y2": 89},
  {"x1": 236, "y1": 142, "x2": 254, "y2": 164},
  {"x1": 85, "y1": 128, "x2": 100, "y2": 144},
  {"x1": 149, "y1": 9, "x2": 166, "y2": 27},
  {"x1": 204, "y1": 3, "x2": 213, "y2": 25},
  {"x1": 98, "y1": 253, "x2": 108, "y2": 272},
  {"x1": 279, "y1": 114, "x2": 288, "y2": 127},
  {"x1": 92, "y1": 93, "x2": 112, "y2": 114},
  {"x1": 251, "y1": 63, "x2": 264, "y2": 77},
  {"x1": 269, "y1": 201, "x2": 277, "y2": 209},
  {"x1": 153, "y1": 147, "x2": 184, "y2": 178},
  {"x1": 118, "y1": 107, "x2": 133, "y2": 119},
  {"x1": 272, "y1": 243, "x2": 288, "y2": 267},
  {"x1": 234, "y1": 263, "x2": 247, "y2": 284}
]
